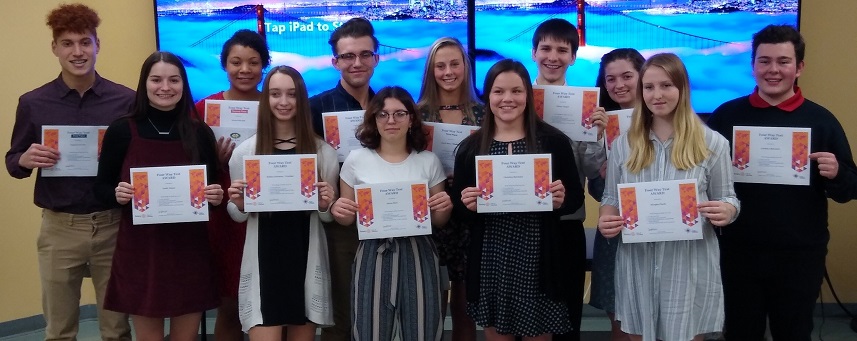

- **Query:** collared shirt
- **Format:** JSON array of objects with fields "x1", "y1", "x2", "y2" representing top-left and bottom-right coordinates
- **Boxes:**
[
  {"x1": 748, "y1": 86, "x2": 806, "y2": 112},
  {"x1": 5, "y1": 73, "x2": 135, "y2": 214},
  {"x1": 309, "y1": 81, "x2": 375, "y2": 137}
]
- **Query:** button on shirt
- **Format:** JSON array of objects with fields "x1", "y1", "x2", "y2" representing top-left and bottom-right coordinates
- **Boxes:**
[{"x1": 5, "y1": 74, "x2": 135, "y2": 214}]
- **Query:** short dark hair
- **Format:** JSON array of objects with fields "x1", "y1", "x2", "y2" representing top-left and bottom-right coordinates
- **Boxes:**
[
  {"x1": 328, "y1": 17, "x2": 379, "y2": 56},
  {"x1": 752, "y1": 24, "x2": 805, "y2": 64},
  {"x1": 596, "y1": 48, "x2": 645, "y2": 111},
  {"x1": 531, "y1": 18, "x2": 579, "y2": 55},
  {"x1": 356, "y1": 86, "x2": 427, "y2": 152},
  {"x1": 220, "y1": 29, "x2": 271, "y2": 69},
  {"x1": 46, "y1": 3, "x2": 100, "y2": 39}
]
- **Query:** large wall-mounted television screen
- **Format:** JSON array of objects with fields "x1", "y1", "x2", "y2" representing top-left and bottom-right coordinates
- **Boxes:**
[
  {"x1": 154, "y1": 0, "x2": 468, "y2": 102},
  {"x1": 156, "y1": 0, "x2": 799, "y2": 114},
  {"x1": 473, "y1": 0, "x2": 800, "y2": 113}
]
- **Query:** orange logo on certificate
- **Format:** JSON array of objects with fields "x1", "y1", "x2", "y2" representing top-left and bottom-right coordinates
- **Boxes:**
[
  {"x1": 424, "y1": 125, "x2": 435, "y2": 152},
  {"x1": 132, "y1": 171, "x2": 150, "y2": 212},
  {"x1": 97, "y1": 129, "x2": 107, "y2": 158},
  {"x1": 357, "y1": 188, "x2": 374, "y2": 227},
  {"x1": 733, "y1": 130, "x2": 750, "y2": 170},
  {"x1": 679, "y1": 182, "x2": 699, "y2": 227},
  {"x1": 533, "y1": 88, "x2": 545, "y2": 119},
  {"x1": 619, "y1": 187, "x2": 638, "y2": 230},
  {"x1": 477, "y1": 159, "x2": 494, "y2": 200},
  {"x1": 411, "y1": 184, "x2": 429, "y2": 223},
  {"x1": 300, "y1": 158, "x2": 316, "y2": 198},
  {"x1": 792, "y1": 131, "x2": 809, "y2": 172},
  {"x1": 244, "y1": 159, "x2": 261, "y2": 199},
  {"x1": 324, "y1": 116, "x2": 341, "y2": 150},
  {"x1": 606, "y1": 114, "x2": 620, "y2": 151},
  {"x1": 533, "y1": 157, "x2": 550, "y2": 199},
  {"x1": 189, "y1": 168, "x2": 206, "y2": 209},
  {"x1": 43, "y1": 129, "x2": 59, "y2": 150},
  {"x1": 205, "y1": 103, "x2": 221, "y2": 126},
  {"x1": 581, "y1": 90, "x2": 598, "y2": 129}
]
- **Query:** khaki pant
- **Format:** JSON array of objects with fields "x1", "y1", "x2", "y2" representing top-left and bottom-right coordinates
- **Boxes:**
[
  {"x1": 38, "y1": 209, "x2": 131, "y2": 341},
  {"x1": 319, "y1": 222, "x2": 358, "y2": 341}
]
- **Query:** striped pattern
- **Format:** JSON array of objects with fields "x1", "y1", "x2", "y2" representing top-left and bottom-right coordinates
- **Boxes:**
[
  {"x1": 601, "y1": 127, "x2": 740, "y2": 340},
  {"x1": 351, "y1": 236, "x2": 443, "y2": 341}
]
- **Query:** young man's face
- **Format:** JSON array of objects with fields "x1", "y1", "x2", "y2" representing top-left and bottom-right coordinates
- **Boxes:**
[
  {"x1": 332, "y1": 36, "x2": 378, "y2": 90},
  {"x1": 531, "y1": 36, "x2": 575, "y2": 85},
  {"x1": 752, "y1": 42, "x2": 804, "y2": 104},
  {"x1": 52, "y1": 30, "x2": 99, "y2": 79}
]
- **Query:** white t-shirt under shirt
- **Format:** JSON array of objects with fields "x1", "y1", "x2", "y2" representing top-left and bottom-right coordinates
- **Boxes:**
[{"x1": 340, "y1": 147, "x2": 446, "y2": 190}]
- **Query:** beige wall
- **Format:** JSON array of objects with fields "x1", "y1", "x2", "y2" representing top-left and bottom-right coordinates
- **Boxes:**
[{"x1": 1, "y1": 0, "x2": 855, "y2": 323}]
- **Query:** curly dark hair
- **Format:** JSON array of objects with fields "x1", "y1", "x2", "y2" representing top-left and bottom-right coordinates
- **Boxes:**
[
  {"x1": 220, "y1": 29, "x2": 271, "y2": 69},
  {"x1": 46, "y1": 3, "x2": 100, "y2": 39},
  {"x1": 356, "y1": 86, "x2": 427, "y2": 152}
]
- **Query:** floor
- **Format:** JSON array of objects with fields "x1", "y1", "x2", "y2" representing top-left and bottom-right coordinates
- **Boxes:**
[{"x1": 1, "y1": 307, "x2": 854, "y2": 341}]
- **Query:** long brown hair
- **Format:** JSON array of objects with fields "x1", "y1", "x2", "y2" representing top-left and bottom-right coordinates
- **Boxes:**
[
  {"x1": 255, "y1": 66, "x2": 321, "y2": 155},
  {"x1": 474, "y1": 59, "x2": 543, "y2": 155},
  {"x1": 416, "y1": 37, "x2": 482, "y2": 122}
]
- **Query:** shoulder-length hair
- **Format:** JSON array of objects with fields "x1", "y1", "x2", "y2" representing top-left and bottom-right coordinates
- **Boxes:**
[
  {"x1": 416, "y1": 37, "x2": 482, "y2": 122},
  {"x1": 131, "y1": 51, "x2": 204, "y2": 162},
  {"x1": 595, "y1": 48, "x2": 645, "y2": 111},
  {"x1": 625, "y1": 53, "x2": 708, "y2": 173},
  {"x1": 471, "y1": 59, "x2": 547, "y2": 155},
  {"x1": 356, "y1": 86, "x2": 427, "y2": 152},
  {"x1": 255, "y1": 66, "x2": 320, "y2": 155}
]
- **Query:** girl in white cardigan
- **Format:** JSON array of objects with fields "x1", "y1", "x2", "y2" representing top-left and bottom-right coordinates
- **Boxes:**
[{"x1": 226, "y1": 66, "x2": 339, "y2": 341}]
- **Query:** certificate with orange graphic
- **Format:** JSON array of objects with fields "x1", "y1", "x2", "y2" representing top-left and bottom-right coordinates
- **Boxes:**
[
  {"x1": 204, "y1": 99, "x2": 258, "y2": 146},
  {"x1": 241, "y1": 154, "x2": 318, "y2": 212},
  {"x1": 130, "y1": 165, "x2": 209, "y2": 225},
  {"x1": 423, "y1": 122, "x2": 478, "y2": 175},
  {"x1": 605, "y1": 109, "x2": 634, "y2": 156},
  {"x1": 731, "y1": 126, "x2": 811, "y2": 186},
  {"x1": 321, "y1": 110, "x2": 365, "y2": 162},
  {"x1": 618, "y1": 179, "x2": 702, "y2": 243},
  {"x1": 475, "y1": 154, "x2": 553, "y2": 213},
  {"x1": 353, "y1": 181, "x2": 432, "y2": 240},
  {"x1": 532, "y1": 85, "x2": 600, "y2": 142},
  {"x1": 41, "y1": 125, "x2": 108, "y2": 177}
]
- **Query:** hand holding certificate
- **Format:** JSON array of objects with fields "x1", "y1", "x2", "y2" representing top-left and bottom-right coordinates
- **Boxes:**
[
  {"x1": 353, "y1": 181, "x2": 432, "y2": 240},
  {"x1": 242, "y1": 154, "x2": 319, "y2": 212},
  {"x1": 322, "y1": 110, "x2": 365, "y2": 162},
  {"x1": 41, "y1": 125, "x2": 107, "y2": 177},
  {"x1": 533, "y1": 85, "x2": 600, "y2": 142},
  {"x1": 475, "y1": 154, "x2": 553, "y2": 213},
  {"x1": 130, "y1": 165, "x2": 210, "y2": 225},
  {"x1": 617, "y1": 179, "x2": 703, "y2": 243},
  {"x1": 204, "y1": 99, "x2": 258, "y2": 146},
  {"x1": 732, "y1": 126, "x2": 811, "y2": 185}
]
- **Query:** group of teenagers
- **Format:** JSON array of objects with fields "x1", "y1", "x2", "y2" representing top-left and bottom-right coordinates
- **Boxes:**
[{"x1": 7, "y1": 3, "x2": 857, "y2": 341}]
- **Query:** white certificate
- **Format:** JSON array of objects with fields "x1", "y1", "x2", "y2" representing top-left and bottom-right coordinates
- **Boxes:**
[
  {"x1": 533, "y1": 85, "x2": 600, "y2": 142},
  {"x1": 242, "y1": 154, "x2": 318, "y2": 212},
  {"x1": 475, "y1": 154, "x2": 553, "y2": 213},
  {"x1": 41, "y1": 125, "x2": 107, "y2": 177},
  {"x1": 354, "y1": 181, "x2": 432, "y2": 240},
  {"x1": 322, "y1": 110, "x2": 365, "y2": 162},
  {"x1": 424, "y1": 122, "x2": 477, "y2": 175},
  {"x1": 605, "y1": 109, "x2": 634, "y2": 156},
  {"x1": 130, "y1": 165, "x2": 209, "y2": 225},
  {"x1": 618, "y1": 179, "x2": 703, "y2": 243},
  {"x1": 204, "y1": 99, "x2": 258, "y2": 146},
  {"x1": 731, "y1": 126, "x2": 811, "y2": 186}
]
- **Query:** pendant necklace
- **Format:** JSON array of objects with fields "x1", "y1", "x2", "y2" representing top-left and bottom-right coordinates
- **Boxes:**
[{"x1": 147, "y1": 117, "x2": 175, "y2": 135}]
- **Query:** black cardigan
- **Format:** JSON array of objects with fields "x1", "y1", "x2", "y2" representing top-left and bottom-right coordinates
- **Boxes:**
[{"x1": 452, "y1": 125, "x2": 585, "y2": 303}]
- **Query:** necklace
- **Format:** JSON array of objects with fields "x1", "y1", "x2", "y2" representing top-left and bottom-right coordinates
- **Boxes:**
[
  {"x1": 274, "y1": 137, "x2": 297, "y2": 145},
  {"x1": 438, "y1": 104, "x2": 462, "y2": 110},
  {"x1": 147, "y1": 117, "x2": 175, "y2": 135}
]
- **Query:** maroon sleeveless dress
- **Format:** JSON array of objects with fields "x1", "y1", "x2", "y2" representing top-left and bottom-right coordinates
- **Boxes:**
[{"x1": 104, "y1": 121, "x2": 218, "y2": 317}]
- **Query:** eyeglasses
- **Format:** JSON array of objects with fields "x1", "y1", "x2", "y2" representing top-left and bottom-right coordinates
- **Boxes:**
[
  {"x1": 335, "y1": 51, "x2": 377, "y2": 64},
  {"x1": 375, "y1": 110, "x2": 410, "y2": 122}
]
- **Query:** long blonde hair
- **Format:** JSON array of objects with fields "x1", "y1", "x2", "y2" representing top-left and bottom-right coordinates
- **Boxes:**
[
  {"x1": 416, "y1": 37, "x2": 481, "y2": 122},
  {"x1": 625, "y1": 53, "x2": 708, "y2": 173}
]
